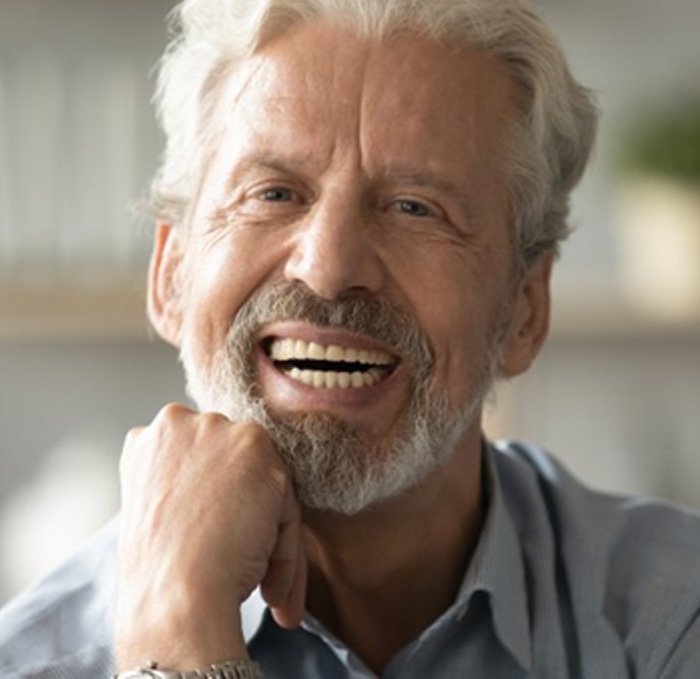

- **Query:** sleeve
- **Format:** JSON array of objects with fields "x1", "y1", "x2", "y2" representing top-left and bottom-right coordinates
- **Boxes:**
[
  {"x1": 656, "y1": 610, "x2": 700, "y2": 679},
  {"x1": 0, "y1": 650, "x2": 115, "y2": 679}
]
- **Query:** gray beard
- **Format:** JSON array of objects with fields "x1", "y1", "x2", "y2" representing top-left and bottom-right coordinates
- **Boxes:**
[{"x1": 180, "y1": 282, "x2": 500, "y2": 515}]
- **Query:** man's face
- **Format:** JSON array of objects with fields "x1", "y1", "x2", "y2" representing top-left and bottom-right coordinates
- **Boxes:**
[{"x1": 150, "y1": 22, "x2": 549, "y2": 513}]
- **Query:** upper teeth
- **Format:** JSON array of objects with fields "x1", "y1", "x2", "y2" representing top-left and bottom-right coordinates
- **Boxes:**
[{"x1": 269, "y1": 338, "x2": 394, "y2": 366}]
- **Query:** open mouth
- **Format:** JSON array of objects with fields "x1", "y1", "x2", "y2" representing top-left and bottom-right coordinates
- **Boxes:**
[{"x1": 263, "y1": 337, "x2": 399, "y2": 389}]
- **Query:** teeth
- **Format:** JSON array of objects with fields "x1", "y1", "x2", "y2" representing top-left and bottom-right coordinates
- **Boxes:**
[
  {"x1": 284, "y1": 367, "x2": 384, "y2": 389},
  {"x1": 269, "y1": 337, "x2": 396, "y2": 390},
  {"x1": 351, "y1": 372, "x2": 365, "y2": 388},
  {"x1": 308, "y1": 342, "x2": 325, "y2": 360},
  {"x1": 269, "y1": 338, "x2": 394, "y2": 366},
  {"x1": 294, "y1": 339, "x2": 307, "y2": 359},
  {"x1": 326, "y1": 345, "x2": 345, "y2": 362}
]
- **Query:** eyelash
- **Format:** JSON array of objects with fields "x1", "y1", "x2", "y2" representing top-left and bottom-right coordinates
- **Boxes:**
[
  {"x1": 392, "y1": 199, "x2": 435, "y2": 219},
  {"x1": 257, "y1": 186, "x2": 298, "y2": 203},
  {"x1": 241, "y1": 183, "x2": 445, "y2": 225},
  {"x1": 236, "y1": 184, "x2": 308, "y2": 217}
]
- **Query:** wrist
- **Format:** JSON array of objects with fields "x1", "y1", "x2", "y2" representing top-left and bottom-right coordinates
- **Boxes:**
[
  {"x1": 115, "y1": 588, "x2": 248, "y2": 669},
  {"x1": 115, "y1": 616, "x2": 249, "y2": 671}
]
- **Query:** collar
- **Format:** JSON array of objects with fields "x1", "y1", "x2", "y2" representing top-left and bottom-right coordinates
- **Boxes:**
[
  {"x1": 452, "y1": 441, "x2": 532, "y2": 670},
  {"x1": 241, "y1": 587, "x2": 267, "y2": 643},
  {"x1": 242, "y1": 441, "x2": 532, "y2": 671}
]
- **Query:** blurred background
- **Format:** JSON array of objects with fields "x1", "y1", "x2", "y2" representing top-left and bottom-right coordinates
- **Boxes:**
[{"x1": 1, "y1": 0, "x2": 699, "y2": 606}]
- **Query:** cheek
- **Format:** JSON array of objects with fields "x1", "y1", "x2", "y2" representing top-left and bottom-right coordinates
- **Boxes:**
[
  {"x1": 389, "y1": 252, "x2": 507, "y2": 403},
  {"x1": 182, "y1": 233, "x2": 285, "y2": 351}
]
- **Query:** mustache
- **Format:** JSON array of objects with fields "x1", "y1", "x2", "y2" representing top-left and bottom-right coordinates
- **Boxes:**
[{"x1": 229, "y1": 281, "x2": 434, "y2": 373}]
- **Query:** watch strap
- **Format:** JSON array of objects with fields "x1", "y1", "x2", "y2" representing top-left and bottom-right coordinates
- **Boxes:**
[{"x1": 113, "y1": 659, "x2": 263, "y2": 678}]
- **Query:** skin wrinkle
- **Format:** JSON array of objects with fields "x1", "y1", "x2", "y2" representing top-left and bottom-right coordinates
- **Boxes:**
[
  {"x1": 151, "y1": 4, "x2": 599, "y2": 268},
  {"x1": 186, "y1": 57, "x2": 270, "y2": 240},
  {"x1": 202, "y1": 134, "x2": 494, "y2": 274},
  {"x1": 355, "y1": 28, "x2": 372, "y2": 191},
  {"x1": 167, "y1": 24, "x2": 535, "y2": 517},
  {"x1": 197, "y1": 32, "x2": 516, "y2": 268},
  {"x1": 214, "y1": 152, "x2": 486, "y2": 251}
]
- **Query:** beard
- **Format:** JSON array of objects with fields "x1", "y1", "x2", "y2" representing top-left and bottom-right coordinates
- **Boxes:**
[{"x1": 179, "y1": 282, "x2": 502, "y2": 515}]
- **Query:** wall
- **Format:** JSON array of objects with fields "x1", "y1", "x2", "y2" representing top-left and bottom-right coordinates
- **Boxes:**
[{"x1": 0, "y1": 340, "x2": 185, "y2": 601}]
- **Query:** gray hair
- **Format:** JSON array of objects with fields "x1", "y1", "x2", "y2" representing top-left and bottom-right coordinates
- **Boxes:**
[{"x1": 150, "y1": 0, "x2": 598, "y2": 266}]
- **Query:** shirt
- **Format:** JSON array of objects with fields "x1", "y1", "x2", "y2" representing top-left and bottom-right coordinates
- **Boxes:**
[{"x1": 1, "y1": 440, "x2": 699, "y2": 678}]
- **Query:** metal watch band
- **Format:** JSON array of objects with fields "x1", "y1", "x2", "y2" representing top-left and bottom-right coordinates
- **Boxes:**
[{"x1": 113, "y1": 659, "x2": 263, "y2": 679}]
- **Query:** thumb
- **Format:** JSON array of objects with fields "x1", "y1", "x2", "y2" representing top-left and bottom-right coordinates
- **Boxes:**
[
  {"x1": 260, "y1": 483, "x2": 307, "y2": 628},
  {"x1": 270, "y1": 544, "x2": 307, "y2": 629}
]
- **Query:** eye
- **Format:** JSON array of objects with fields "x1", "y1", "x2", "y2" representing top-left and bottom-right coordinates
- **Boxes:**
[
  {"x1": 391, "y1": 198, "x2": 439, "y2": 219},
  {"x1": 239, "y1": 183, "x2": 308, "y2": 217},
  {"x1": 258, "y1": 186, "x2": 296, "y2": 202}
]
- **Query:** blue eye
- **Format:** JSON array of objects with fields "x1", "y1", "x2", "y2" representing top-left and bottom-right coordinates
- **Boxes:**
[{"x1": 397, "y1": 199, "x2": 431, "y2": 217}]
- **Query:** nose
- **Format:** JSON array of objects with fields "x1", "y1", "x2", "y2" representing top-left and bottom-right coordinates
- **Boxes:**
[{"x1": 283, "y1": 195, "x2": 384, "y2": 300}]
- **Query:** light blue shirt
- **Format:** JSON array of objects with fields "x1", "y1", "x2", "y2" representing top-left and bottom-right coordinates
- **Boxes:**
[{"x1": 1, "y1": 441, "x2": 699, "y2": 678}]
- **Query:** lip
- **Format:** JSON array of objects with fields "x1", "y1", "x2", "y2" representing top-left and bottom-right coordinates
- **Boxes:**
[{"x1": 255, "y1": 322, "x2": 406, "y2": 412}]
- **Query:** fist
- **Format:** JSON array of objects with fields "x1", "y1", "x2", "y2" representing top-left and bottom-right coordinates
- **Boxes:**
[{"x1": 114, "y1": 404, "x2": 306, "y2": 669}]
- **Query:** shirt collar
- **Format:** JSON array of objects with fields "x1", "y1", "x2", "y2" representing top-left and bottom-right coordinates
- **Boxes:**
[
  {"x1": 242, "y1": 441, "x2": 532, "y2": 671},
  {"x1": 241, "y1": 587, "x2": 267, "y2": 643},
  {"x1": 453, "y1": 441, "x2": 532, "y2": 670}
]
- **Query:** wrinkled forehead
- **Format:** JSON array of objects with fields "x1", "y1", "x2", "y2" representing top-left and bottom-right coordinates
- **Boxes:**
[{"x1": 219, "y1": 24, "x2": 514, "y2": 149}]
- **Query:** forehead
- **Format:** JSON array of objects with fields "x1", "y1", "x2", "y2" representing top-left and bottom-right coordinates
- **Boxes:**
[{"x1": 208, "y1": 22, "x2": 516, "y2": 185}]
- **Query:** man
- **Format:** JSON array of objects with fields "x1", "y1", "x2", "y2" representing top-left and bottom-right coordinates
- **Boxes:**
[{"x1": 1, "y1": 0, "x2": 699, "y2": 677}]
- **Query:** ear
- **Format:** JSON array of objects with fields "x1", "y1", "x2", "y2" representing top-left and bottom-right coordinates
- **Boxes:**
[
  {"x1": 498, "y1": 252, "x2": 554, "y2": 377},
  {"x1": 147, "y1": 222, "x2": 185, "y2": 347}
]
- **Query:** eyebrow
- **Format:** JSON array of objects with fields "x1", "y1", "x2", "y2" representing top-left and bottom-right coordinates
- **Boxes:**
[
  {"x1": 224, "y1": 152, "x2": 315, "y2": 191},
  {"x1": 223, "y1": 154, "x2": 478, "y2": 213},
  {"x1": 380, "y1": 167, "x2": 472, "y2": 201}
]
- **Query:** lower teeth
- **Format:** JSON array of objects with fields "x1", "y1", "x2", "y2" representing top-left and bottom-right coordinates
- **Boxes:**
[{"x1": 286, "y1": 367, "x2": 382, "y2": 389}]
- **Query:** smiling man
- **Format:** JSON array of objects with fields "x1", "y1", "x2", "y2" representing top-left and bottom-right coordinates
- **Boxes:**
[{"x1": 2, "y1": 1, "x2": 700, "y2": 678}]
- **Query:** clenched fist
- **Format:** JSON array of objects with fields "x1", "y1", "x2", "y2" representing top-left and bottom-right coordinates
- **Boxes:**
[{"x1": 114, "y1": 404, "x2": 307, "y2": 670}]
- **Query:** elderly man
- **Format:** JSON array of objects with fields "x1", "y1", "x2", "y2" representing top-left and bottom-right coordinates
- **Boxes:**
[{"x1": 2, "y1": 0, "x2": 700, "y2": 677}]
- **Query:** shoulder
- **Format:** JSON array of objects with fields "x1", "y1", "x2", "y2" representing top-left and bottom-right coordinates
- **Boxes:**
[
  {"x1": 493, "y1": 439, "x2": 700, "y2": 571},
  {"x1": 0, "y1": 518, "x2": 118, "y2": 678},
  {"x1": 493, "y1": 440, "x2": 700, "y2": 677}
]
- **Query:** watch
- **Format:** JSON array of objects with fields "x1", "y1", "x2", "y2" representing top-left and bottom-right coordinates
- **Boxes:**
[{"x1": 113, "y1": 660, "x2": 263, "y2": 678}]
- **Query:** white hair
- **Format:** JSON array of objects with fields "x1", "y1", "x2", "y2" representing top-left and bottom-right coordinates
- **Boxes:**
[
  {"x1": 150, "y1": 0, "x2": 598, "y2": 266},
  {"x1": 179, "y1": 280, "x2": 501, "y2": 514}
]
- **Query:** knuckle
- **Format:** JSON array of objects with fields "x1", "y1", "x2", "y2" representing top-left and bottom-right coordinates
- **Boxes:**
[
  {"x1": 123, "y1": 426, "x2": 143, "y2": 446},
  {"x1": 121, "y1": 426, "x2": 145, "y2": 457},
  {"x1": 267, "y1": 463, "x2": 293, "y2": 497},
  {"x1": 236, "y1": 424, "x2": 290, "y2": 492},
  {"x1": 154, "y1": 402, "x2": 191, "y2": 426},
  {"x1": 198, "y1": 410, "x2": 229, "y2": 429},
  {"x1": 236, "y1": 421, "x2": 273, "y2": 450}
]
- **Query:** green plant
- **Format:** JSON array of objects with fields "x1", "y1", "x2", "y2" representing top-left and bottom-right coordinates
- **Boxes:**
[{"x1": 620, "y1": 99, "x2": 700, "y2": 182}]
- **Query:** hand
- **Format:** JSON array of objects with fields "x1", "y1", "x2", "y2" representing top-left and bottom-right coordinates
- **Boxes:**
[{"x1": 114, "y1": 404, "x2": 307, "y2": 670}]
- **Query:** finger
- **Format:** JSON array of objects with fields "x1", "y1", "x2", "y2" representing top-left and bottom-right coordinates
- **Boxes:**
[
  {"x1": 118, "y1": 427, "x2": 146, "y2": 480},
  {"x1": 271, "y1": 540, "x2": 308, "y2": 630},
  {"x1": 260, "y1": 487, "x2": 302, "y2": 609}
]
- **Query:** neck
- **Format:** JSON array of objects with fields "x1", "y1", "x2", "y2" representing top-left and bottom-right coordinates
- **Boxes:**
[{"x1": 302, "y1": 428, "x2": 486, "y2": 674}]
